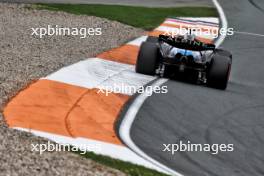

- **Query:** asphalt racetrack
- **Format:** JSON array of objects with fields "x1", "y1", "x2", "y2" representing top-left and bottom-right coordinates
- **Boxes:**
[
  {"x1": 2, "y1": 0, "x2": 263, "y2": 175},
  {"x1": 130, "y1": 0, "x2": 264, "y2": 175}
]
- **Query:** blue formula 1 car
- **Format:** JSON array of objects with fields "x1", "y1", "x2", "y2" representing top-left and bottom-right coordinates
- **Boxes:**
[{"x1": 135, "y1": 34, "x2": 232, "y2": 90}]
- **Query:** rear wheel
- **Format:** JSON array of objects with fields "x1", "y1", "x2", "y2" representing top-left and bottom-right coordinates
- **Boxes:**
[
  {"x1": 215, "y1": 48, "x2": 232, "y2": 60},
  {"x1": 136, "y1": 42, "x2": 158, "y2": 75},
  {"x1": 146, "y1": 36, "x2": 159, "y2": 43},
  {"x1": 207, "y1": 54, "x2": 231, "y2": 90}
]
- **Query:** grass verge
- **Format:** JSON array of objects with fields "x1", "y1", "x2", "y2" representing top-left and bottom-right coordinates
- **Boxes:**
[
  {"x1": 73, "y1": 150, "x2": 168, "y2": 176},
  {"x1": 34, "y1": 4, "x2": 217, "y2": 30}
]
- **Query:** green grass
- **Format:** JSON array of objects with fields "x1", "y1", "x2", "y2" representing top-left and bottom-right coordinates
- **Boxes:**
[
  {"x1": 73, "y1": 150, "x2": 168, "y2": 176},
  {"x1": 35, "y1": 4, "x2": 217, "y2": 30}
]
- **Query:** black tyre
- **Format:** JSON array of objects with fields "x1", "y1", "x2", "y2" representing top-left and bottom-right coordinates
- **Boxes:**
[
  {"x1": 146, "y1": 36, "x2": 159, "y2": 43},
  {"x1": 215, "y1": 48, "x2": 232, "y2": 60},
  {"x1": 136, "y1": 42, "x2": 158, "y2": 75},
  {"x1": 207, "y1": 54, "x2": 231, "y2": 90}
]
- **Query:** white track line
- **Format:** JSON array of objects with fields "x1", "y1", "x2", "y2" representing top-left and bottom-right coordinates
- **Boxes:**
[
  {"x1": 119, "y1": 78, "x2": 179, "y2": 176},
  {"x1": 213, "y1": 0, "x2": 228, "y2": 47},
  {"x1": 118, "y1": 0, "x2": 228, "y2": 175},
  {"x1": 234, "y1": 31, "x2": 264, "y2": 37}
]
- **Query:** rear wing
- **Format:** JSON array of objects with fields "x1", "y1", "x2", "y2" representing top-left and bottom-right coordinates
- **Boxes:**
[{"x1": 158, "y1": 35, "x2": 215, "y2": 51}]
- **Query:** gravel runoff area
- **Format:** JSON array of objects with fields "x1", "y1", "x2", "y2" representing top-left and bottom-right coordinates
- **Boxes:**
[{"x1": 0, "y1": 3, "x2": 144, "y2": 175}]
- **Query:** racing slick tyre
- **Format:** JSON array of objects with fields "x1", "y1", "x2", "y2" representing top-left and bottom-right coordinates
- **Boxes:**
[
  {"x1": 207, "y1": 54, "x2": 231, "y2": 90},
  {"x1": 215, "y1": 48, "x2": 232, "y2": 61},
  {"x1": 146, "y1": 36, "x2": 159, "y2": 43},
  {"x1": 136, "y1": 42, "x2": 158, "y2": 75}
]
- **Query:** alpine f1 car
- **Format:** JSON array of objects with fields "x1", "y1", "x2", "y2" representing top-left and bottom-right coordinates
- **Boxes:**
[{"x1": 135, "y1": 34, "x2": 232, "y2": 90}]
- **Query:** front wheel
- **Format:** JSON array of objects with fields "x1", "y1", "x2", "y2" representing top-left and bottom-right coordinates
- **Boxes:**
[
  {"x1": 207, "y1": 54, "x2": 231, "y2": 90},
  {"x1": 136, "y1": 42, "x2": 158, "y2": 75}
]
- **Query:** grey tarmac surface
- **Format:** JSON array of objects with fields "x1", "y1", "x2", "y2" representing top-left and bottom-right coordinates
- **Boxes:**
[
  {"x1": 0, "y1": 0, "x2": 213, "y2": 7},
  {"x1": 130, "y1": 0, "x2": 264, "y2": 175}
]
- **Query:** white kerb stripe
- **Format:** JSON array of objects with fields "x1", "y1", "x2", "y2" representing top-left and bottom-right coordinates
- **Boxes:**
[
  {"x1": 127, "y1": 36, "x2": 148, "y2": 46},
  {"x1": 13, "y1": 127, "x2": 169, "y2": 174},
  {"x1": 44, "y1": 58, "x2": 156, "y2": 95}
]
